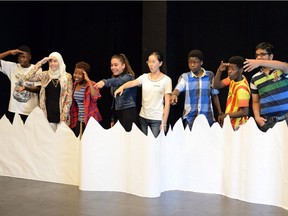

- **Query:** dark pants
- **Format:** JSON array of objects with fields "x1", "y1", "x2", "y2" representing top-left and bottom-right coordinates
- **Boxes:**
[
  {"x1": 259, "y1": 114, "x2": 288, "y2": 132},
  {"x1": 72, "y1": 120, "x2": 86, "y2": 139},
  {"x1": 115, "y1": 107, "x2": 139, "y2": 132},
  {"x1": 5, "y1": 111, "x2": 28, "y2": 124}
]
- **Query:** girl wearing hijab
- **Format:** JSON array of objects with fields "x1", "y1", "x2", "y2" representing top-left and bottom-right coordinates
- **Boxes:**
[{"x1": 25, "y1": 52, "x2": 73, "y2": 131}]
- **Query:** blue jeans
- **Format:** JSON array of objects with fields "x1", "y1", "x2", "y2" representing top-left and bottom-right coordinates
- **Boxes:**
[{"x1": 139, "y1": 116, "x2": 161, "y2": 138}]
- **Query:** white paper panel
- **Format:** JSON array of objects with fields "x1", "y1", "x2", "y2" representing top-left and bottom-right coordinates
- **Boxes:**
[
  {"x1": 0, "y1": 108, "x2": 287, "y2": 210},
  {"x1": 0, "y1": 107, "x2": 80, "y2": 185}
]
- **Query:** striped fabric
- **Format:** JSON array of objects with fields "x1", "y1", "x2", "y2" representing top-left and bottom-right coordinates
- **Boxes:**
[
  {"x1": 70, "y1": 81, "x2": 102, "y2": 129},
  {"x1": 73, "y1": 86, "x2": 85, "y2": 122},
  {"x1": 250, "y1": 69, "x2": 288, "y2": 116},
  {"x1": 224, "y1": 76, "x2": 251, "y2": 129}
]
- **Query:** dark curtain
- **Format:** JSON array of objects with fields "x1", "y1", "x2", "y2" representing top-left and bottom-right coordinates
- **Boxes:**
[
  {"x1": 166, "y1": 1, "x2": 288, "y2": 127},
  {"x1": 0, "y1": 1, "x2": 143, "y2": 129},
  {"x1": 1, "y1": 1, "x2": 288, "y2": 129}
]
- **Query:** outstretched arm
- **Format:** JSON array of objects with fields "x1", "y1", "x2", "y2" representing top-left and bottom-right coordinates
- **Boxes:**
[
  {"x1": 244, "y1": 59, "x2": 288, "y2": 74},
  {"x1": 114, "y1": 79, "x2": 140, "y2": 97},
  {"x1": 95, "y1": 80, "x2": 105, "y2": 89},
  {"x1": 95, "y1": 74, "x2": 134, "y2": 89}
]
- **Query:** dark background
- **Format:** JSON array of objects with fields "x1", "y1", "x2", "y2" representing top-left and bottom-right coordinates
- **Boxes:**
[{"x1": 1, "y1": 1, "x2": 288, "y2": 129}]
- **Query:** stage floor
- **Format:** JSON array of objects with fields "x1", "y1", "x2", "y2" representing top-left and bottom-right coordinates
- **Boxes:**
[{"x1": 0, "y1": 176, "x2": 287, "y2": 216}]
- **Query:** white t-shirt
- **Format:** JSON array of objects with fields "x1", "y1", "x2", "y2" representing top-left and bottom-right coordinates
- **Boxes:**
[
  {"x1": 137, "y1": 73, "x2": 172, "y2": 120},
  {"x1": 0, "y1": 60, "x2": 42, "y2": 115}
]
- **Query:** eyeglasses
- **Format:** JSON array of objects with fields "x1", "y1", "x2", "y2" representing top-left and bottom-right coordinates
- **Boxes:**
[{"x1": 255, "y1": 52, "x2": 269, "y2": 58}]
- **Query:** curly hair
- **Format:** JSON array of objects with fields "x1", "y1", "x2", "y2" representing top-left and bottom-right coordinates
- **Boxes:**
[{"x1": 75, "y1": 61, "x2": 90, "y2": 74}]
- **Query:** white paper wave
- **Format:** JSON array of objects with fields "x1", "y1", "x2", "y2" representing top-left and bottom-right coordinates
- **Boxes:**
[{"x1": 0, "y1": 107, "x2": 287, "y2": 210}]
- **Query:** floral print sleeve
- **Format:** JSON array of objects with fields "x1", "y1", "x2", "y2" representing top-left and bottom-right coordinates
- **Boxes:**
[{"x1": 60, "y1": 73, "x2": 73, "y2": 126}]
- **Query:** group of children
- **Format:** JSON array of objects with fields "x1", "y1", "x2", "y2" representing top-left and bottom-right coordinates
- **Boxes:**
[{"x1": 1, "y1": 42, "x2": 288, "y2": 138}]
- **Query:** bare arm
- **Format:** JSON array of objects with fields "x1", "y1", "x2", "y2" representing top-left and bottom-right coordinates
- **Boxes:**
[
  {"x1": 212, "y1": 94, "x2": 223, "y2": 115},
  {"x1": 162, "y1": 93, "x2": 171, "y2": 132},
  {"x1": 95, "y1": 80, "x2": 105, "y2": 89},
  {"x1": 244, "y1": 59, "x2": 288, "y2": 74},
  {"x1": 251, "y1": 93, "x2": 266, "y2": 126},
  {"x1": 15, "y1": 85, "x2": 41, "y2": 93},
  {"x1": 82, "y1": 70, "x2": 99, "y2": 97},
  {"x1": 221, "y1": 107, "x2": 249, "y2": 119},
  {"x1": 24, "y1": 86, "x2": 40, "y2": 93},
  {"x1": 0, "y1": 49, "x2": 24, "y2": 67},
  {"x1": 218, "y1": 107, "x2": 249, "y2": 127},
  {"x1": 0, "y1": 50, "x2": 12, "y2": 60},
  {"x1": 88, "y1": 81, "x2": 99, "y2": 97},
  {"x1": 170, "y1": 89, "x2": 180, "y2": 105},
  {"x1": 214, "y1": 61, "x2": 229, "y2": 89},
  {"x1": 212, "y1": 93, "x2": 224, "y2": 126},
  {"x1": 0, "y1": 49, "x2": 24, "y2": 59}
]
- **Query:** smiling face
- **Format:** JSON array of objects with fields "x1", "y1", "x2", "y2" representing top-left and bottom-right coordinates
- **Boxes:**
[
  {"x1": 73, "y1": 68, "x2": 84, "y2": 84},
  {"x1": 17, "y1": 52, "x2": 31, "y2": 68},
  {"x1": 49, "y1": 56, "x2": 60, "y2": 71},
  {"x1": 111, "y1": 57, "x2": 125, "y2": 76}
]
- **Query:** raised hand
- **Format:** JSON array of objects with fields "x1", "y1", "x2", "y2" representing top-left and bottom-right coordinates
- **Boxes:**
[
  {"x1": 10, "y1": 49, "x2": 25, "y2": 55},
  {"x1": 218, "y1": 61, "x2": 229, "y2": 73},
  {"x1": 82, "y1": 70, "x2": 91, "y2": 82},
  {"x1": 37, "y1": 56, "x2": 52, "y2": 66},
  {"x1": 243, "y1": 59, "x2": 261, "y2": 72}
]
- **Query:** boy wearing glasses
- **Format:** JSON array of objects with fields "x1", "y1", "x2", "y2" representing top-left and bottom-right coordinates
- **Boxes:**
[
  {"x1": 213, "y1": 56, "x2": 251, "y2": 130},
  {"x1": 243, "y1": 42, "x2": 288, "y2": 132},
  {"x1": 170, "y1": 49, "x2": 222, "y2": 130}
]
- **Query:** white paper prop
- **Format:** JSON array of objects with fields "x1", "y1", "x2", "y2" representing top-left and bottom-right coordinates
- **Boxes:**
[
  {"x1": 0, "y1": 111, "x2": 287, "y2": 210},
  {"x1": 0, "y1": 107, "x2": 80, "y2": 185}
]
